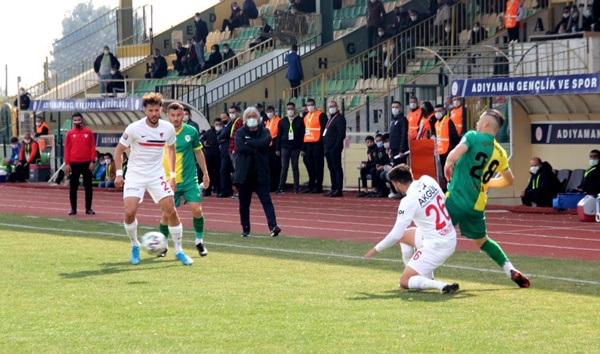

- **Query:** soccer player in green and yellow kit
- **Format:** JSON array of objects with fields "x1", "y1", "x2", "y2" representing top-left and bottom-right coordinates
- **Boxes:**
[
  {"x1": 158, "y1": 102, "x2": 210, "y2": 258},
  {"x1": 444, "y1": 109, "x2": 530, "y2": 288}
]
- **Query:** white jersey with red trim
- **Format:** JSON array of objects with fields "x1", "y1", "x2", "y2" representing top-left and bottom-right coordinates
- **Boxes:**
[
  {"x1": 375, "y1": 175, "x2": 457, "y2": 252},
  {"x1": 119, "y1": 117, "x2": 176, "y2": 182}
]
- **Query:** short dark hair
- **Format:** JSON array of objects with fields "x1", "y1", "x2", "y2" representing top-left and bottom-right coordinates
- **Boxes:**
[
  {"x1": 286, "y1": 102, "x2": 296, "y2": 108},
  {"x1": 72, "y1": 112, "x2": 83, "y2": 119},
  {"x1": 382, "y1": 133, "x2": 389, "y2": 141},
  {"x1": 291, "y1": 44, "x2": 298, "y2": 52},
  {"x1": 255, "y1": 103, "x2": 264, "y2": 109},
  {"x1": 365, "y1": 135, "x2": 374, "y2": 142},
  {"x1": 167, "y1": 102, "x2": 184, "y2": 112},
  {"x1": 531, "y1": 157, "x2": 542, "y2": 165},
  {"x1": 229, "y1": 105, "x2": 240, "y2": 112},
  {"x1": 104, "y1": 153, "x2": 113, "y2": 158},
  {"x1": 266, "y1": 105, "x2": 275, "y2": 111},
  {"x1": 214, "y1": 117, "x2": 222, "y2": 123},
  {"x1": 482, "y1": 108, "x2": 505, "y2": 128},
  {"x1": 375, "y1": 133, "x2": 383, "y2": 139},
  {"x1": 591, "y1": 149, "x2": 600, "y2": 156},
  {"x1": 307, "y1": 98, "x2": 316, "y2": 105},
  {"x1": 10, "y1": 137, "x2": 18, "y2": 144},
  {"x1": 183, "y1": 107, "x2": 191, "y2": 114},
  {"x1": 392, "y1": 100, "x2": 402, "y2": 106},
  {"x1": 387, "y1": 164, "x2": 413, "y2": 185}
]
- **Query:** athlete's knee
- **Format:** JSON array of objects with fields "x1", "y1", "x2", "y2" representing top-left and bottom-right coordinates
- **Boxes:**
[
  {"x1": 190, "y1": 204, "x2": 203, "y2": 219},
  {"x1": 399, "y1": 274, "x2": 411, "y2": 289},
  {"x1": 124, "y1": 208, "x2": 137, "y2": 222}
]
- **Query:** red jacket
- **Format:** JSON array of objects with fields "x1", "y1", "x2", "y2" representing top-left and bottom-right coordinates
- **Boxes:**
[
  {"x1": 19, "y1": 141, "x2": 40, "y2": 164},
  {"x1": 65, "y1": 126, "x2": 96, "y2": 164},
  {"x1": 229, "y1": 117, "x2": 244, "y2": 153}
]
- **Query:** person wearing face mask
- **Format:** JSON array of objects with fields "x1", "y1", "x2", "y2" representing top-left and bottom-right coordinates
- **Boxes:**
[
  {"x1": 300, "y1": 98, "x2": 327, "y2": 194},
  {"x1": 193, "y1": 12, "x2": 208, "y2": 67},
  {"x1": 200, "y1": 117, "x2": 222, "y2": 197},
  {"x1": 94, "y1": 46, "x2": 120, "y2": 94},
  {"x1": 99, "y1": 153, "x2": 117, "y2": 188},
  {"x1": 13, "y1": 87, "x2": 31, "y2": 110},
  {"x1": 322, "y1": 101, "x2": 346, "y2": 197},
  {"x1": 416, "y1": 101, "x2": 436, "y2": 140},
  {"x1": 34, "y1": 116, "x2": 50, "y2": 138},
  {"x1": 406, "y1": 96, "x2": 423, "y2": 140},
  {"x1": 389, "y1": 7, "x2": 410, "y2": 35},
  {"x1": 449, "y1": 96, "x2": 464, "y2": 136},
  {"x1": 233, "y1": 107, "x2": 281, "y2": 238},
  {"x1": 145, "y1": 48, "x2": 168, "y2": 79},
  {"x1": 106, "y1": 65, "x2": 125, "y2": 95},
  {"x1": 263, "y1": 106, "x2": 282, "y2": 192},
  {"x1": 185, "y1": 39, "x2": 199, "y2": 75},
  {"x1": 504, "y1": 0, "x2": 522, "y2": 43},
  {"x1": 581, "y1": 5, "x2": 595, "y2": 32},
  {"x1": 217, "y1": 112, "x2": 234, "y2": 197},
  {"x1": 366, "y1": 0, "x2": 386, "y2": 48},
  {"x1": 12, "y1": 133, "x2": 39, "y2": 182},
  {"x1": 554, "y1": 6, "x2": 574, "y2": 34},
  {"x1": 4, "y1": 137, "x2": 21, "y2": 174},
  {"x1": 201, "y1": 44, "x2": 223, "y2": 74},
  {"x1": 388, "y1": 101, "x2": 409, "y2": 166},
  {"x1": 576, "y1": 149, "x2": 600, "y2": 196},
  {"x1": 275, "y1": 102, "x2": 305, "y2": 194},
  {"x1": 222, "y1": 2, "x2": 244, "y2": 33},
  {"x1": 470, "y1": 21, "x2": 488, "y2": 45},
  {"x1": 182, "y1": 107, "x2": 200, "y2": 133},
  {"x1": 520, "y1": 157, "x2": 561, "y2": 207},
  {"x1": 64, "y1": 113, "x2": 96, "y2": 215},
  {"x1": 433, "y1": 0, "x2": 451, "y2": 44},
  {"x1": 434, "y1": 104, "x2": 459, "y2": 190},
  {"x1": 172, "y1": 41, "x2": 188, "y2": 74},
  {"x1": 221, "y1": 44, "x2": 239, "y2": 72},
  {"x1": 357, "y1": 135, "x2": 379, "y2": 198}
]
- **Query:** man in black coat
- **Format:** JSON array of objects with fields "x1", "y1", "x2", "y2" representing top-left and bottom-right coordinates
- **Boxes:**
[
  {"x1": 106, "y1": 66, "x2": 125, "y2": 94},
  {"x1": 323, "y1": 100, "x2": 346, "y2": 197},
  {"x1": 233, "y1": 107, "x2": 281, "y2": 238},
  {"x1": 200, "y1": 118, "x2": 222, "y2": 196},
  {"x1": 521, "y1": 158, "x2": 561, "y2": 207},
  {"x1": 172, "y1": 41, "x2": 187, "y2": 73},
  {"x1": 194, "y1": 13, "x2": 209, "y2": 67},
  {"x1": 145, "y1": 48, "x2": 168, "y2": 79},
  {"x1": 217, "y1": 112, "x2": 234, "y2": 197},
  {"x1": 249, "y1": 18, "x2": 273, "y2": 48},
  {"x1": 577, "y1": 149, "x2": 600, "y2": 196},
  {"x1": 388, "y1": 100, "x2": 409, "y2": 165},
  {"x1": 14, "y1": 88, "x2": 31, "y2": 110},
  {"x1": 275, "y1": 102, "x2": 305, "y2": 194}
]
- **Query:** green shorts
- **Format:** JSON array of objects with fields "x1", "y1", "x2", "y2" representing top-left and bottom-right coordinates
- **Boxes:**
[
  {"x1": 173, "y1": 183, "x2": 202, "y2": 208},
  {"x1": 446, "y1": 196, "x2": 487, "y2": 239}
]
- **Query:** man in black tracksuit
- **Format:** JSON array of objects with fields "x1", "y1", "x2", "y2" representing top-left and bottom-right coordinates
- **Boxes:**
[
  {"x1": 388, "y1": 100, "x2": 409, "y2": 165},
  {"x1": 275, "y1": 103, "x2": 305, "y2": 194},
  {"x1": 521, "y1": 158, "x2": 561, "y2": 207}
]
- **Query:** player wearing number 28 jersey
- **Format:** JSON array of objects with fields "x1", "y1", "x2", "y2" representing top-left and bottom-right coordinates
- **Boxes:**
[
  {"x1": 365, "y1": 164, "x2": 459, "y2": 294},
  {"x1": 444, "y1": 109, "x2": 530, "y2": 288}
]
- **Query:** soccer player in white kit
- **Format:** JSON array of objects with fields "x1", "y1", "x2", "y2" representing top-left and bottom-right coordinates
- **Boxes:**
[
  {"x1": 114, "y1": 92, "x2": 193, "y2": 266},
  {"x1": 365, "y1": 164, "x2": 459, "y2": 294}
]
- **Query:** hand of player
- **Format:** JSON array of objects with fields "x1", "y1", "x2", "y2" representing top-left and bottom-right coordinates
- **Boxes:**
[
  {"x1": 275, "y1": 151, "x2": 280, "y2": 156},
  {"x1": 115, "y1": 175, "x2": 124, "y2": 188},
  {"x1": 444, "y1": 163, "x2": 454, "y2": 182},
  {"x1": 65, "y1": 164, "x2": 71, "y2": 174},
  {"x1": 364, "y1": 248, "x2": 378, "y2": 258},
  {"x1": 202, "y1": 175, "x2": 210, "y2": 190},
  {"x1": 88, "y1": 162, "x2": 94, "y2": 171},
  {"x1": 169, "y1": 178, "x2": 177, "y2": 192}
]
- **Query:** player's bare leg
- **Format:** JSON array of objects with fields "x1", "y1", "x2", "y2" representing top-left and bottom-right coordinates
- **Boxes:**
[{"x1": 123, "y1": 197, "x2": 141, "y2": 265}]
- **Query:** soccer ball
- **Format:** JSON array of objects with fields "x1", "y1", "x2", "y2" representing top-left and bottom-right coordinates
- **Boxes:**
[{"x1": 141, "y1": 232, "x2": 168, "y2": 255}]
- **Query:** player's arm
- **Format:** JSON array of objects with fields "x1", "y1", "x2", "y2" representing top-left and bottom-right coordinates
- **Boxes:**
[
  {"x1": 365, "y1": 201, "x2": 414, "y2": 258},
  {"x1": 194, "y1": 148, "x2": 210, "y2": 189},
  {"x1": 444, "y1": 143, "x2": 468, "y2": 181},
  {"x1": 114, "y1": 143, "x2": 127, "y2": 188},
  {"x1": 487, "y1": 167, "x2": 514, "y2": 189},
  {"x1": 166, "y1": 143, "x2": 177, "y2": 192}
]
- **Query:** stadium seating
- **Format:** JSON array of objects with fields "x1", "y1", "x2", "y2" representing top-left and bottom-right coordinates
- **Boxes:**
[
  {"x1": 565, "y1": 169, "x2": 585, "y2": 192},
  {"x1": 556, "y1": 169, "x2": 572, "y2": 191}
]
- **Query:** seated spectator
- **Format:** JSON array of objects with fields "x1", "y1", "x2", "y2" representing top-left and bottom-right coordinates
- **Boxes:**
[
  {"x1": 201, "y1": 44, "x2": 223, "y2": 74},
  {"x1": 221, "y1": 43, "x2": 239, "y2": 72},
  {"x1": 99, "y1": 153, "x2": 116, "y2": 188},
  {"x1": 222, "y1": 2, "x2": 245, "y2": 32},
  {"x1": 357, "y1": 136, "x2": 378, "y2": 197},
  {"x1": 470, "y1": 22, "x2": 488, "y2": 44},
  {"x1": 106, "y1": 65, "x2": 125, "y2": 94},
  {"x1": 13, "y1": 87, "x2": 31, "y2": 110},
  {"x1": 4, "y1": 137, "x2": 21, "y2": 172},
  {"x1": 121, "y1": 152, "x2": 129, "y2": 178},
  {"x1": 581, "y1": 4, "x2": 595, "y2": 31},
  {"x1": 172, "y1": 41, "x2": 187, "y2": 74},
  {"x1": 520, "y1": 157, "x2": 561, "y2": 207},
  {"x1": 243, "y1": 0, "x2": 259, "y2": 22},
  {"x1": 493, "y1": 47, "x2": 509, "y2": 77},
  {"x1": 371, "y1": 133, "x2": 388, "y2": 197},
  {"x1": 11, "y1": 133, "x2": 39, "y2": 182},
  {"x1": 95, "y1": 155, "x2": 107, "y2": 181},
  {"x1": 145, "y1": 48, "x2": 168, "y2": 79},
  {"x1": 554, "y1": 7, "x2": 574, "y2": 34},
  {"x1": 34, "y1": 116, "x2": 50, "y2": 138},
  {"x1": 433, "y1": 0, "x2": 451, "y2": 44},
  {"x1": 93, "y1": 152, "x2": 105, "y2": 178},
  {"x1": 249, "y1": 18, "x2": 273, "y2": 48},
  {"x1": 576, "y1": 149, "x2": 600, "y2": 196},
  {"x1": 184, "y1": 39, "x2": 199, "y2": 75},
  {"x1": 290, "y1": 0, "x2": 316, "y2": 13}
]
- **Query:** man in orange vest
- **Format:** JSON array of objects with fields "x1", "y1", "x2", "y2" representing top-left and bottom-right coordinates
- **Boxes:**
[
  {"x1": 34, "y1": 116, "x2": 50, "y2": 137},
  {"x1": 449, "y1": 96, "x2": 464, "y2": 136},
  {"x1": 406, "y1": 96, "x2": 423, "y2": 140},
  {"x1": 416, "y1": 101, "x2": 436, "y2": 140},
  {"x1": 505, "y1": 0, "x2": 521, "y2": 43},
  {"x1": 264, "y1": 105, "x2": 282, "y2": 192},
  {"x1": 434, "y1": 104, "x2": 460, "y2": 188},
  {"x1": 300, "y1": 98, "x2": 328, "y2": 193}
]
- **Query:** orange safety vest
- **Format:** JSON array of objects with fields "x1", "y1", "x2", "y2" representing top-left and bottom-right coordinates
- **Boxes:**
[
  {"x1": 435, "y1": 115, "x2": 451, "y2": 155},
  {"x1": 450, "y1": 106, "x2": 463, "y2": 136},
  {"x1": 264, "y1": 115, "x2": 281, "y2": 146},
  {"x1": 406, "y1": 107, "x2": 423, "y2": 140},
  {"x1": 303, "y1": 109, "x2": 323, "y2": 143},
  {"x1": 504, "y1": 0, "x2": 519, "y2": 29},
  {"x1": 416, "y1": 113, "x2": 434, "y2": 140},
  {"x1": 36, "y1": 121, "x2": 50, "y2": 136}
]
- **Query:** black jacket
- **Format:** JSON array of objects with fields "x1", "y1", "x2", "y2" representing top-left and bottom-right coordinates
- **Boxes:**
[
  {"x1": 200, "y1": 127, "x2": 220, "y2": 160},
  {"x1": 388, "y1": 113, "x2": 408, "y2": 154},
  {"x1": 204, "y1": 50, "x2": 223, "y2": 72},
  {"x1": 151, "y1": 55, "x2": 168, "y2": 78},
  {"x1": 323, "y1": 111, "x2": 346, "y2": 152},
  {"x1": 375, "y1": 146, "x2": 389, "y2": 166},
  {"x1": 218, "y1": 120, "x2": 232, "y2": 158},
  {"x1": 222, "y1": 49, "x2": 239, "y2": 69},
  {"x1": 14, "y1": 93, "x2": 31, "y2": 110},
  {"x1": 524, "y1": 161, "x2": 561, "y2": 206},
  {"x1": 233, "y1": 125, "x2": 272, "y2": 186},
  {"x1": 366, "y1": 145, "x2": 378, "y2": 169},
  {"x1": 580, "y1": 165, "x2": 600, "y2": 196},
  {"x1": 276, "y1": 115, "x2": 305, "y2": 151},
  {"x1": 93, "y1": 52, "x2": 120, "y2": 73},
  {"x1": 194, "y1": 19, "x2": 209, "y2": 43}
]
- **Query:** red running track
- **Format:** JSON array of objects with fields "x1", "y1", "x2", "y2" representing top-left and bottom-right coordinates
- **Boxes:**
[{"x1": 1, "y1": 184, "x2": 599, "y2": 261}]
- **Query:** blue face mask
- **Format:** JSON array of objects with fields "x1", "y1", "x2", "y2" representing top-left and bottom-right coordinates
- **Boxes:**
[{"x1": 376, "y1": 142, "x2": 383, "y2": 148}]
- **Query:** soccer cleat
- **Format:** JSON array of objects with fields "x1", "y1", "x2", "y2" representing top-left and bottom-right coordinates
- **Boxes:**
[
  {"x1": 175, "y1": 252, "x2": 194, "y2": 266},
  {"x1": 196, "y1": 242, "x2": 208, "y2": 257},
  {"x1": 156, "y1": 247, "x2": 168, "y2": 258},
  {"x1": 270, "y1": 225, "x2": 281, "y2": 237},
  {"x1": 441, "y1": 283, "x2": 459, "y2": 294},
  {"x1": 510, "y1": 270, "x2": 531, "y2": 288},
  {"x1": 131, "y1": 245, "x2": 140, "y2": 265}
]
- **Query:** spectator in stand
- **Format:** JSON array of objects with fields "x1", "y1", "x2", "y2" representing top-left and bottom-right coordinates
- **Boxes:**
[
  {"x1": 357, "y1": 135, "x2": 379, "y2": 197},
  {"x1": 11, "y1": 133, "x2": 39, "y2": 182},
  {"x1": 201, "y1": 44, "x2": 223, "y2": 74},
  {"x1": 200, "y1": 117, "x2": 222, "y2": 197},
  {"x1": 576, "y1": 149, "x2": 600, "y2": 196},
  {"x1": 470, "y1": 21, "x2": 488, "y2": 44},
  {"x1": 275, "y1": 102, "x2": 305, "y2": 194},
  {"x1": 221, "y1": 43, "x2": 239, "y2": 72},
  {"x1": 389, "y1": 7, "x2": 410, "y2": 35},
  {"x1": 4, "y1": 137, "x2": 21, "y2": 173},
  {"x1": 194, "y1": 13, "x2": 209, "y2": 68},
  {"x1": 99, "y1": 153, "x2": 116, "y2": 188},
  {"x1": 249, "y1": 18, "x2": 273, "y2": 48},
  {"x1": 14, "y1": 88, "x2": 31, "y2": 110},
  {"x1": 367, "y1": 0, "x2": 386, "y2": 48},
  {"x1": 554, "y1": 6, "x2": 575, "y2": 34},
  {"x1": 434, "y1": 0, "x2": 451, "y2": 45},
  {"x1": 222, "y1": 2, "x2": 245, "y2": 32},
  {"x1": 323, "y1": 101, "x2": 346, "y2": 198},
  {"x1": 285, "y1": 44, "x2": 304, "y2": 98},
  {"x1": 184, "y1": 39, "x2": 199, "y2": 75},
  {"x1": 243, "y1": 0, "x2": 259, "y2": 22},
  {"x1": 106, "y1": 66, "x2": 125, "y2": 94},
  {"x1": 34, "y1": 116, "x2": 50, "y2": 138},
  {"x1": 300, "y1": 104, "x2": 309, "y2": 118},
  {"x1": 94, "y1": 46, "x2": 120, "y2": 94},
  {"x1": 64, "y1": 113, "x2": 96, "y2": 215},
  {"x1": 520, "y1": 157, "x2": 561, "y2": 207},
  {"x1": 493, "y1": 47, "x2": 509, "y2": 77},
  {"x1": 388, "y1": 101, "x2": 409, "y2": 166},
  {"x1": 145, "y1": 48, "x2": 168, "y2": 79},
  {"x1": 505, "y1": 0, "x2": 523, "y2": 43},
  {"x1": 95, "y1": 155, "x2": 107, "y2": 181},
  {"x1": 172, "y1": 41, "x2": 187, "y2": 74},
  {"x1": 264, "y1": 105, "x2": 282, "y2": 192},
  {"x1": 290, "y1": 0, "x2": 316, "y2": 13},
  {"x1": 581, "y1": 4, "x2": 595, "y2": 31},
  {"x1": 92, "y1": 151, "x2": 103, "y2": 178}
]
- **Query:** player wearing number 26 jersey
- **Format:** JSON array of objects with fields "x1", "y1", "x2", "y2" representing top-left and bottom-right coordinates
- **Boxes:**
[
  {"x1": 365, "y1": 165, "x2": 459, "y2": 294},
  {"x1": 444, "y1": 109, "x2": 530, "y2": 288}
]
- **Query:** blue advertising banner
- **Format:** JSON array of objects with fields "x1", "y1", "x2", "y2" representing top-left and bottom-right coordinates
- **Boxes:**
[
  {"x1": 94, "y1": 133, "x2": 123, "y2": 148},
  {"x1": 531, "y1": 122, "x2": 600, "y2": 144},
  {"x1": 451, "y1": 74, "x2": 600, "y2": 97},
  {"x1": 30, "y1": 98, "x2": 143, "y2": 112}
]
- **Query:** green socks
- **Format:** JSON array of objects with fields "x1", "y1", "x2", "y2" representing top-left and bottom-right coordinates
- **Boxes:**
[
  {"x1": 159, "y1": 223, "x2": 170, "y2": 239},
  {"x1": 193, "y1": 216, "x2": 204, "y2": 240},
  {"x1": 480, "y1": 238, "x2": 509, "y2": 268}
]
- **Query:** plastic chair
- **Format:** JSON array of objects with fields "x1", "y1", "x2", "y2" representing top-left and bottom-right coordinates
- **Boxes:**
[{"x1": 565, "y1": 169, "x2": 585, "y2": 192}]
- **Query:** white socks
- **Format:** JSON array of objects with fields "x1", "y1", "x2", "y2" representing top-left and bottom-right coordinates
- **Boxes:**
[
  {"x1": 408, "y1": 276, "x2": 447, "y2": 291},
  {"x1": 124, "y1": 219, "x2": 139, "y2": 246},
  {"x1": 169, "y1": 224, "x2": 184, "y2": 254},
  {"x1": 502, "y1": 261, "x2": 516, "y2": 278}
]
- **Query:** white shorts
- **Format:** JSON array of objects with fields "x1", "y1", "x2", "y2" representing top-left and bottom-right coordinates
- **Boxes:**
[
  {"x1": 407, "y1": 228, "x2": 456, "y2": 277},
  {"x1": 123, "y1": 176, "x2": 174, "y2": 204}
]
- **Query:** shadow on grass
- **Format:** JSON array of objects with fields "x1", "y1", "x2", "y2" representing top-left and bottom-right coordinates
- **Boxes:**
[
  {"x1": 349, "y1": 289, "x2": 476, "y2": 302},
  {"x1": 59, "y1": 260, "x2": 179, "y2": 279}
]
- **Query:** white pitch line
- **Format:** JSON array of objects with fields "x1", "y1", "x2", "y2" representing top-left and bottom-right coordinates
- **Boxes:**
[{"x1": 0, "y1": 222, "x2": 598, "y2": 286}]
